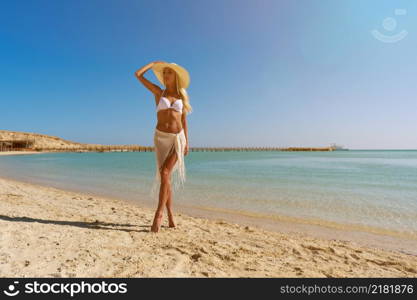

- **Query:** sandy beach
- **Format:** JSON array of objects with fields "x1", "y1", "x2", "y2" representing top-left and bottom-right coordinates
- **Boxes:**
[{"x1": 0, "y1": 173, "x2": 416, "y2": 278}]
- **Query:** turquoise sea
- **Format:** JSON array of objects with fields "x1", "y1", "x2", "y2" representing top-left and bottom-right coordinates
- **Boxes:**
[{"x1": 1, "y1": 150, "x2": 416, "y2": 239}]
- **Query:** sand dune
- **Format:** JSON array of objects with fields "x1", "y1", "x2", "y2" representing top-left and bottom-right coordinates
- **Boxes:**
[
  {"x1": 0, "y1": 130, "x2": 92, "y2": 150},
  {"x1": 0, "y1": 176, "x2": 416, "y2": 278}
]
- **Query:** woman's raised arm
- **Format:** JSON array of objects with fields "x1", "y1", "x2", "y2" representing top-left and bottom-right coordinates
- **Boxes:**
[{"x1": 134, "y1": 61, "x2": 164, "y2": 95}]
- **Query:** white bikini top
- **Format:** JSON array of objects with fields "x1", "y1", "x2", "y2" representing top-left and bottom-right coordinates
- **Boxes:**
[{"x1": 156, "y1": 89, "x2": 183, "y2": 114}]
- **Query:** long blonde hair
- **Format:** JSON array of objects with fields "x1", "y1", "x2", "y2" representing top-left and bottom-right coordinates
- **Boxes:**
[{"x1": 175, "y1": 72, "x2": 193, "y2": 115}]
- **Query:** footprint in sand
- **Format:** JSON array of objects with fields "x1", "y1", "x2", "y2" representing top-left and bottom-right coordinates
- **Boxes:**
[{"x1": 161, "y1": 247, "x2": 190, "y2": 277}]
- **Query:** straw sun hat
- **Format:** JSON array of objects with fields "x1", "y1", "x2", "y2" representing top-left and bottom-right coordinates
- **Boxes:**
[{"x1": 152, "y1": 62, "x2": 190, "y2": 89}]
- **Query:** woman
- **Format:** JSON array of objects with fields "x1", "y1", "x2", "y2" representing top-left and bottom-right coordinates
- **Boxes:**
[{"x1": 134, "y1": 61, "x2": 192, "y2": 233}]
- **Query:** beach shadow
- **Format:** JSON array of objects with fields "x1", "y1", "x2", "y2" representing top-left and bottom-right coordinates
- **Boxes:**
[{"x1": 0, "y1": 214, "x2": 151, "y2": 233}]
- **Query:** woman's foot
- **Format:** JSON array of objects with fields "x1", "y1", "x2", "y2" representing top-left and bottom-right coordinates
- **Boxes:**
[
  {"x1": 168, "y1": 212, "x2": 176, "y2": 228},
  {"x1": 151, "y1": 212, "x2": 163, "y2": 233}
]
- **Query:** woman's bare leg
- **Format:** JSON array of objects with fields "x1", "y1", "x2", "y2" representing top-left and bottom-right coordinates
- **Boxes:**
[
  {"x1": 151, "y1": 148, "x2": 178, "y2": 232},
  {"x1": 166, "y1": 188, "x2": 176, "y2": 228}
]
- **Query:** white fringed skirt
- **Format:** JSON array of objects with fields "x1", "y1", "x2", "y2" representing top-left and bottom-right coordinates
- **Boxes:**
[{"x1": 149, "y1": 128, "x2": 187, "y2": 202}]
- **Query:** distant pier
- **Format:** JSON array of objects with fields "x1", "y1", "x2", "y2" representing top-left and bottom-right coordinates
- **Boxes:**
[
  {"x1": 0, "y1": 145, "x2": 341, "y2": 153},
  {"x1": 1, "y1": 130, "x2": 348, "y2": 153}
]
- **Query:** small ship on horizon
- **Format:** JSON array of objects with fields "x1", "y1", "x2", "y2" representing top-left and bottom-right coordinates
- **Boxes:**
[{"x1": 330, "y1": 143, "x2": 349, "y2": 151}]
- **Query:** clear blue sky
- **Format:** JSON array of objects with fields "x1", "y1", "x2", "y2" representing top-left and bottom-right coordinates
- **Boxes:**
[{"x1": 1, "y1": 0, "x2": 416, "y2": 149}]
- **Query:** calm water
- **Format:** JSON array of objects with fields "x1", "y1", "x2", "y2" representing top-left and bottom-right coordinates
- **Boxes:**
[{"x1": 1, "y1": 150, "x2": 416, "y2": 236}]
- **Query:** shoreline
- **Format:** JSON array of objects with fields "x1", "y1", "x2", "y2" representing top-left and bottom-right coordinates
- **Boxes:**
[
  {"x1": 0, "y1": 175, "x2": 417, "y2": 277},
  {"x1": 0, "y1": 172, "x2": 416, "y2": 257},
  {"x1": 0, "y1": 151, "x2": 49, "y2": 156},
  {"x1": 173, "y1": 204, "x2": 417, "y2": 256}
]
